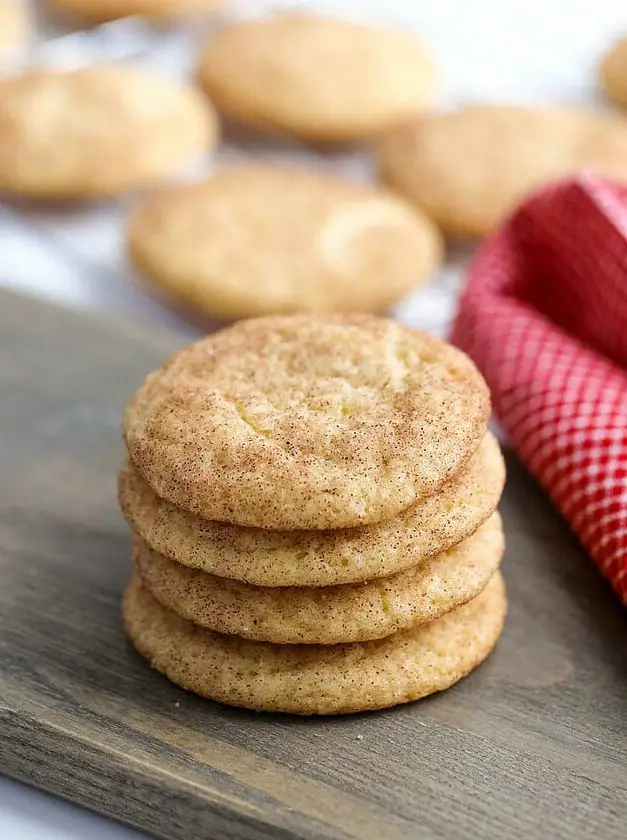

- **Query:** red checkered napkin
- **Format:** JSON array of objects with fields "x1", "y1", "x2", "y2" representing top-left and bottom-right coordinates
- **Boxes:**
[{"x1": 451, "y1": 174, "x2": 627, "y2": 605}]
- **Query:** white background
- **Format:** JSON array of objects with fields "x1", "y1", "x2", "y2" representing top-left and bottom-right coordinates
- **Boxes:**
[{"x1": 1, "y1": 0, "x2": 625, "y2": 837}]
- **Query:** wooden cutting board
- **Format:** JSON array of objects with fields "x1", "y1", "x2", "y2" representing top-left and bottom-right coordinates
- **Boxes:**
[{"x1": 1, "y1": 289, "x2": 625, "y2": 840}]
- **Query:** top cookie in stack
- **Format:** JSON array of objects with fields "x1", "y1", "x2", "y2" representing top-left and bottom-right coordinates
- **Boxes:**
[{"x1": 120, "y1": 315, "x2": 506, "y2": 715}]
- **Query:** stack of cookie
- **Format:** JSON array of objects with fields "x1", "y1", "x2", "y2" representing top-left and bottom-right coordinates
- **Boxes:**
[{"x1": 120, "y1": 314, "x2": 506, "y2": 715}]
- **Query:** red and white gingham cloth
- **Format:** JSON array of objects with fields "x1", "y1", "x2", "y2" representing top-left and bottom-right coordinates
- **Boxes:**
[{"x1": 451, "y1": 174, "x2": 627, "y2": 605}]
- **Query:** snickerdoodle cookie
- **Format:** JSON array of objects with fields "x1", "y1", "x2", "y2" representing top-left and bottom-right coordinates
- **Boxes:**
[
  {"x1": 133, "y1": 513, "x2": 504, "y2": 644},
  {"x1": 197, "y1": 14, "x2": 435, "y2": 142},
  {"x1": 0, "y1": 64, "x2": 217, "y2": 198},
  {"x1": 50, "y1": 0, "x2": 226, "y2": 22},
  {"x1": 119, "y1": 433, "x2": 504, "y2": 586},
  {"x1": 123, "y1": 315, "x2": 490, "y2": 530},
  {"x1": 0, "y1": 0, "x2": 28, "y2": 49},
  {"x1": 123, "y1": 570, "x2": 506, "y2": 715},
  {"x1": 378, "y1": 105, "x2": 627, "y2": 237},
  {"x1": 127, "y1": 166, "x2": 442, "y2": 319},
  {"x1": 600, "y1": 37, "x2": 627, "y2": 109}
]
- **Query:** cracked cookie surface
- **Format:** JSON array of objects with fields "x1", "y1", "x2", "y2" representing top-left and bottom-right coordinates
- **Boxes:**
[{"x1": 123, "y1": 315, "x2": 490, "y2": 529}]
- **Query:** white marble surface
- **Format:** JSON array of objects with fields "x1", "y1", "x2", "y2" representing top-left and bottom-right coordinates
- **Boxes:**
[{"x1": 1, "y1": 0, "x2": 625, "y2": 837}]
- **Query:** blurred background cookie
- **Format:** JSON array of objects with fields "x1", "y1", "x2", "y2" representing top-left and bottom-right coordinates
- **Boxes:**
[
  {"x1": 127, "y1": 165, "x2": 442, "y2": 318},
  {"x1": 0, "y1": 0, "x2": 28, "y2": 49},
  {"x1": 49, "y1": 0, "x2": 227, "y2": 23},
  {"x1": 197, "y1": 13, "x2": 435, "y2": 142},
  {"x1": 0, "y1": 64, "x2": 218, "y2": 199},
  {"x1": 599, "y1": 36, "x2": 627, "y2": 108},
  {"x1": 378, "y1": 105, "x2": 627, "y2": 237}
]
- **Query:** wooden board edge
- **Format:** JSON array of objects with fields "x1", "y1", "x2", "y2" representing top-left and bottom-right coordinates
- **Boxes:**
[{"x1": 0, "y1": 708, "x2": 300, "y2": 840}]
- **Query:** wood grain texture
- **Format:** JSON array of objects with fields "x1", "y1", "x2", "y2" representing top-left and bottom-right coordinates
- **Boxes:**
[{"x1": 0, "y1": 289, "x2": 625, "y2": 840}]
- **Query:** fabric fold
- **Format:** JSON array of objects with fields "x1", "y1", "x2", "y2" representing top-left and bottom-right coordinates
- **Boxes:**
[{"x1": 452, "y1": 174, "x2": 627, "y2": 604}]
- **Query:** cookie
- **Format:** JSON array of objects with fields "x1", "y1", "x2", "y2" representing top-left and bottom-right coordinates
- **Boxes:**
[
  {"x1": 127, "y1": 166, "x2": 442, "y2": 319},
  {"x1": 600, "y1": 37, "x2": 627, "y2": 109},
  {"x1": 134, "y1": 512, "x2": 504, "y2": 645},
  {"x1": 123, "y1": 315, "x2": 490, "y2": 530},
  {"x1": 123, "y1": 570, "x2": 506, "y2": 715},
  {"x1": 197, "y1": 13, "x2": 435, "y2": 142},
  {"x1": 378, "y1": 105, "x2": 627, "y2": 237},
  {"x1": 0, "y1": 64, "x2": 217, "y2": 199},
  {"x1": 0, "y1": 0, "x2": 28, "y2": 49},
  {"x1": 119, "y1": 433, "x2": 504, "y2": 587},
  {"x1": 51, "y1": 0, "x2": 225, "y2": 22}
]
